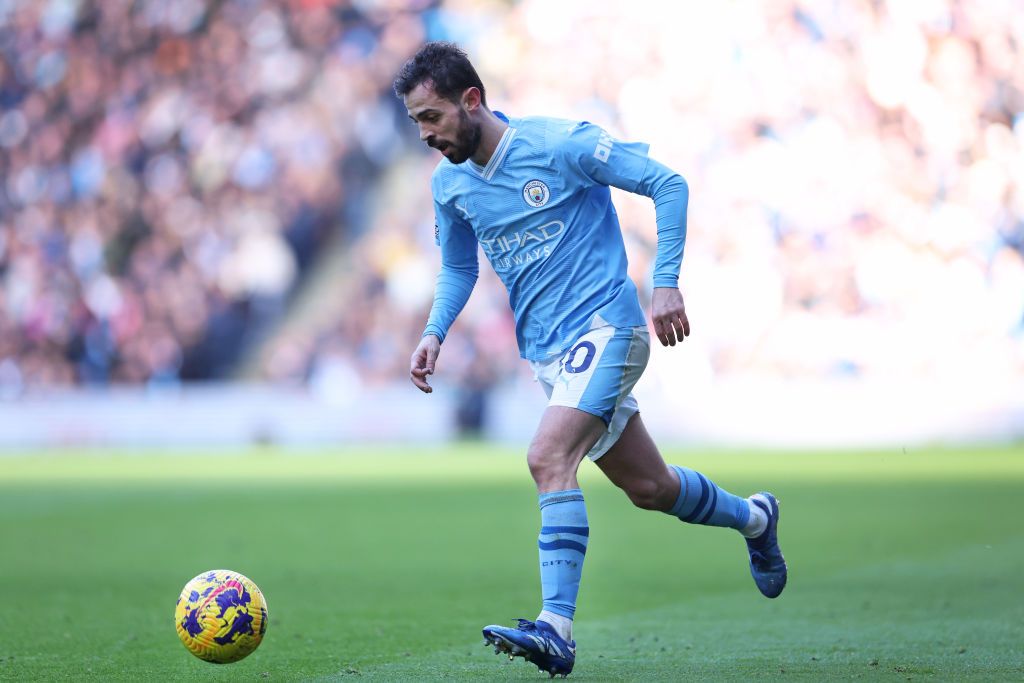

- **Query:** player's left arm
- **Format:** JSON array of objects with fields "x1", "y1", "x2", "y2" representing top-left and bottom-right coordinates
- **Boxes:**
[
  {"x1": 568, "y1": 123, "x2": 691, "y2": 347},
  {"x1": 635, "y1": 159, "x2": 690, "y2": 347}
]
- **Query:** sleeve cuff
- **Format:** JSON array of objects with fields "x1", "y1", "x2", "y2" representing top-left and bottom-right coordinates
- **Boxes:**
[
  {"x1": 422, "y1": 327, "x2": 445, "y2": 343},
  {"x1": 652, "y1": 276, "x2": 679, "y2": 288}
]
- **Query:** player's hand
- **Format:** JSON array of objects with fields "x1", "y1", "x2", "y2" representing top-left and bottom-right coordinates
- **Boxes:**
[
  {"x1": 652, "y1": 287, "x2": 690, "y2": 347},
  {"x1": 409, "y1": 334, "x2": 441, "y2": 393}
]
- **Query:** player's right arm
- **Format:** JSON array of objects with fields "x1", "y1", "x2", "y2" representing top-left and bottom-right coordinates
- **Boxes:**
[
  {"x1": 411, "y1": 196, "x2": 479, "y2": 393},
  {"x1": 409, "y1": 333, "x2": 441, "y2": 393}
]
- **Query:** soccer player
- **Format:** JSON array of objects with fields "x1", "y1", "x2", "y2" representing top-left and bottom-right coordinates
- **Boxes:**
[{"x1": 393, "y1": 42, "x2": 786, "y2": 678}]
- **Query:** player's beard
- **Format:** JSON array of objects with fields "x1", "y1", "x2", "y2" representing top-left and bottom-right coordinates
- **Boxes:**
[{"x1": 445, "y1": 108, "x2": 482, "y2": 164}]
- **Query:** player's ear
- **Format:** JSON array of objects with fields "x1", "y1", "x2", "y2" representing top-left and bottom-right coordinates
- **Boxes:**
[{"x1": 461, "y1": 86, "x2": 482, "y2": 111}]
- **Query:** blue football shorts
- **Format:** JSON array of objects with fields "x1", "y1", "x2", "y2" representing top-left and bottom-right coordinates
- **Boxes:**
[{"x1": 530, "y1": 325, "x2": 651, "y2": 461}]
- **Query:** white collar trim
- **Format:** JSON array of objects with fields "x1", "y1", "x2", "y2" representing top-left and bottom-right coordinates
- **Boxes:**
[{"x1": 468, "y1": 126, "x2": 516, "y2": 181}]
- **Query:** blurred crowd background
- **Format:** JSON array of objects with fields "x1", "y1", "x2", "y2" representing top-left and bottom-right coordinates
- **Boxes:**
[{"x1": 1, "y1": 0, "x2": 1022, "y2": 433}]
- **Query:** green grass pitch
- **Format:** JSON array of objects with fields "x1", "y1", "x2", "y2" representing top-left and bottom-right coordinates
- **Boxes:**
[{"x1": 1, "y1": 444, "x2": 1022, "y2": 681}]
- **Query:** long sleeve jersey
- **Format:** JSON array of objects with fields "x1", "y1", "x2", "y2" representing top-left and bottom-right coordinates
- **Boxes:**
[{"x1": 426, "y1": 113, "x2": 689, "y2": 361}]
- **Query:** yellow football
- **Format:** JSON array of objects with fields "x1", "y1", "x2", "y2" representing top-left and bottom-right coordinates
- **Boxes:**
[{"x1": 174, "y1": 569, "x2": 268, "y2": 663}]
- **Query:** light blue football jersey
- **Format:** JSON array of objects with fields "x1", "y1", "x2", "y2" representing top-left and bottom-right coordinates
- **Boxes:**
[{"x1": 425, "y1": 114, "x2": 688, "y2": 361}]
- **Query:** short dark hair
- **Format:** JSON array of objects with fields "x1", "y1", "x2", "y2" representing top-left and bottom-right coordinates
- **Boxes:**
[{"x1": 393, "y1": 41, "x2": 487, "y2": 106}]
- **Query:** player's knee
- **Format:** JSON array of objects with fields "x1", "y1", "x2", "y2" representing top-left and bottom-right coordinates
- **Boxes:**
[{"x1": 526, "y1": 441, "x2": 575, "y2": 488}]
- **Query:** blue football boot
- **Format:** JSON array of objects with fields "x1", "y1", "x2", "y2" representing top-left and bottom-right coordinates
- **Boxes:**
[
  {"x1": 482, "y1": 619, "x2": 575, "y2": 678},
  {"x1": 746, "y1": 492, "x2": 787, "y2": 598}
]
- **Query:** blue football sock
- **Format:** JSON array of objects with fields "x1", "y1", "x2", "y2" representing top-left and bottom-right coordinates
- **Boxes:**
[
  {"x1": 668, "y1": 465, "x2": 750, "y2": 530},
  {"x1": 537, "y1": 489, "x2": 589, "y2": 620}
]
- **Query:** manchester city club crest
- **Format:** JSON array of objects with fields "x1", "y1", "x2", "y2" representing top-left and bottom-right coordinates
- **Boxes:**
[{"x1": 523, "y1": 180, "x2": 550, "y2": 208}]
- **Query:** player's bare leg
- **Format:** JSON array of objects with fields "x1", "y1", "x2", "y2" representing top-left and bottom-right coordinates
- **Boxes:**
[
  {"x1": 597, "y1": 413, "x2": 788, "y2": 598},
  {"x1": 594, "y1": 413, "x2": 678, "y2": 511},
  {"x1": 483, "y1": 406, "x2": 604, "y2": 677},
  {"x1": 526, "y1": 406, "x2": 606, "y2": 493}
]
